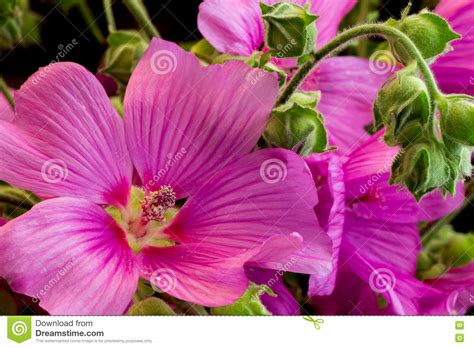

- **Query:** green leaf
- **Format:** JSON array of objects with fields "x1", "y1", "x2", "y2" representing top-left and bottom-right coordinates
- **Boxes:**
[
  {"x1": 127, "y1": 298, "x2": 176, "y2": 316},
  {"x1": 211, "y1": 284, "x2": 273, "y2": 316},
  {"x1": 190, "y1": 39, "x2": 218, "y2": 63},
  {"x1": 387, "y1": 12, "x2": 461, "y2": 63}
]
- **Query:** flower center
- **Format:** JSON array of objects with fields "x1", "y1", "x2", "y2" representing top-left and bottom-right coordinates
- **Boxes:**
[
  {"x1": 141, "y1": 185, "x2": 176, "y2": 223},
  {"x1": 106, "y1": 186, "x2": 178, "y2": 253}
]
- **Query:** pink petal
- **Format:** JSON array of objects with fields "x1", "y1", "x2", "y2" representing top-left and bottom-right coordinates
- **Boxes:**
[
  {"x1": 305, "y1": 152, "x2": 345, "y2": 296},
  {"x1": 246, "y1": 266, "x2": 301, "y2": 315},
  {"x1": 164, "y1": 148, "x2": 333, "y2": 276},
  {"x1": 0, "y1": 217, "x2": 6, "y2": 226},
  {"x1": 198, "y1": 0, "x2": 264, "y2": 56},
  {"x1": 0, "y1": 198, "x2": 139, "y2": 315},
  {"x1": 0, "y1": 63, "x2": 132, "y2": 206},
  {"x1": 433, "y1": 0, "x2": 474, "y2": 95},
  {"x1": 138, "y1": 244, "x2": 251, "y2": 307},
  {"x1": 138, "y1": 233, "x2": 302, "y2": 307},
  {"x1": 0, "y1": 90, "x2": 14, "y2": 122},
  {"x1": 309, "y1": 0, "x2": 356, "y2": 47},
  {"x1": 124, "y1": 38, "x2": 278, "y2": 198},
  {"x1": 302, "y1": 57, "x2": 393, "y2": 154}
]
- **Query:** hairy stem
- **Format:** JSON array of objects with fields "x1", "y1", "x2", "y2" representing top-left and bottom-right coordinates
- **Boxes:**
[{"x1": 276, "y1": 23, "x2": 441, "y2": 117}]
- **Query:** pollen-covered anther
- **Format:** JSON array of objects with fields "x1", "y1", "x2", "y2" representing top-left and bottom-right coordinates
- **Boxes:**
[{"x1": 141, "y1": 185, "x2": 176, "y2": 223}]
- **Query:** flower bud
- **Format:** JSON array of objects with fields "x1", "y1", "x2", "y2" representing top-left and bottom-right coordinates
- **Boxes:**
[
  {"x1": 442, "y1": 234, "x2": 474, "y2": 268},
  {"x1": 260, "y1": 2, "x2": 318, "y2": 58},
  {"x1": 101, "y1": 30, "x2": 148, "y2": 85},
  {"x1": 264, "y1": 91, "x2": 327, "y2": 155},
  {"x1": 386, "y1": 12, "x2": 460, "y2": 64},
  {"x1": 440, "y1": 99, "x2": 474, "y2": 146},
  {"x1": 390, "y1": 142, "x2": 450, "y2": 200},
  {"x1": 374, "y1": 69, "x2": 430, "y2": 146}
]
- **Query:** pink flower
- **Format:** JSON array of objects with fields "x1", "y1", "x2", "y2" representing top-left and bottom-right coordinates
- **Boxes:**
[
  {"x1": 0, "y1": 38, "x2": 333, "y2": 315},
  {"x1": 433, "y1": 0, "x2": 474, "y2": 95},
  {"x1": 306, "y1": 131, "x2": 465, "y2": 314}
]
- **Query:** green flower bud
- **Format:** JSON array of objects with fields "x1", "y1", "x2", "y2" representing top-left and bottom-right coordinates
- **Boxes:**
[
  {"x1": 264, "y1": 91, "x2": 328, "y2": 156},
  {"x1": 386, "y1": 12, "x2": 460, "y2": 64},
  {"x1": 391, "y1": 142, "x2": 450, "y2": 200},
  {"x1": 101, "y1": 30, "x2": 148, "y2": 85},
  {"x1": 374, "y1": 67, "x2": 430, "y2": 146},
  {"x1": 440, "y1": 99, "x2": 474, "y2": 146},
  {"x1": 260, "y1": 2, "x2": 318, "y2": 58},
  {"x1": 442, "y1": 234, "x2": 474, "y2": 268},
  {"x1": 127, "y1": 298, "x2": 176, "y2": 316}
]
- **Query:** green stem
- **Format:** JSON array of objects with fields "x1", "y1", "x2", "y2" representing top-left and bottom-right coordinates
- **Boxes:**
[
  {"x1": 123, "y1": 0, "x2": 160, "y2": 39},
  {"x1": 276, "y1": 24, "x2": 442, "y2": 118},
  {"x1": 355, "y1": 0, "x2": 370, "y2": 57},
  {"x1": 445, "y1": 94, "x2": 474, "y2": 101},
  {"x1": 77, "y1": 0, "x2": 106, "y2": 44},
  {"x1": 103, "y1": 0, "x2": 116, "y2": 33},
  {"x1": 0, "y1": 77, "x2": 13, "y2": 108}
]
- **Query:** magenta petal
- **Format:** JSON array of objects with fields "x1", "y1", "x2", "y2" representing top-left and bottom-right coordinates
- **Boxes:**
[
  {"x1": 164, "y1": 148, "x2": 333, "y2": 276},
  {"x1": 302, "y1": 58, "x2": 393, "y2": 153},
  {"x1": 246, "y1": 267, "x2": 301, "y2": 315},
  {"x1": 124, "y1": 38, "x2": 278, "y2": 198},
  {"x1": 198, "y1": 0, "x2": 263, "y2": 55},
  {"x1": 0, "y1": 198, "x2": 139, "y2": 315},
  {"x1": 417, "y1": 182, "x2": 465, "y2": 221},
  {"x1": 343, "y1": 216, "x2": 420, "y2": 274},
  {"x1": 0, "y1": 63, "x2": 132, "y2": 206},
  {"x1": 433, "y1": 0, "x2": 474, "y2": 95},
  {"x1": 342, "y1": 249, "x2": 452, "y2": 315},
  {"x1": 138, "y1": 244, "x2": 251, "y2": 306},
  {"x1": 305, "y1": 152, "x2": 345, "y2": 296},
  {"x1": 428, "y1": 262, "x2": 474, "y2": 314}
]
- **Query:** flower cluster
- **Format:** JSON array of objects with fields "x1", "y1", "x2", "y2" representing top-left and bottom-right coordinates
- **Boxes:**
[{"x1": 0, "y1": 0, "x2": 473, "y2": 316}]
